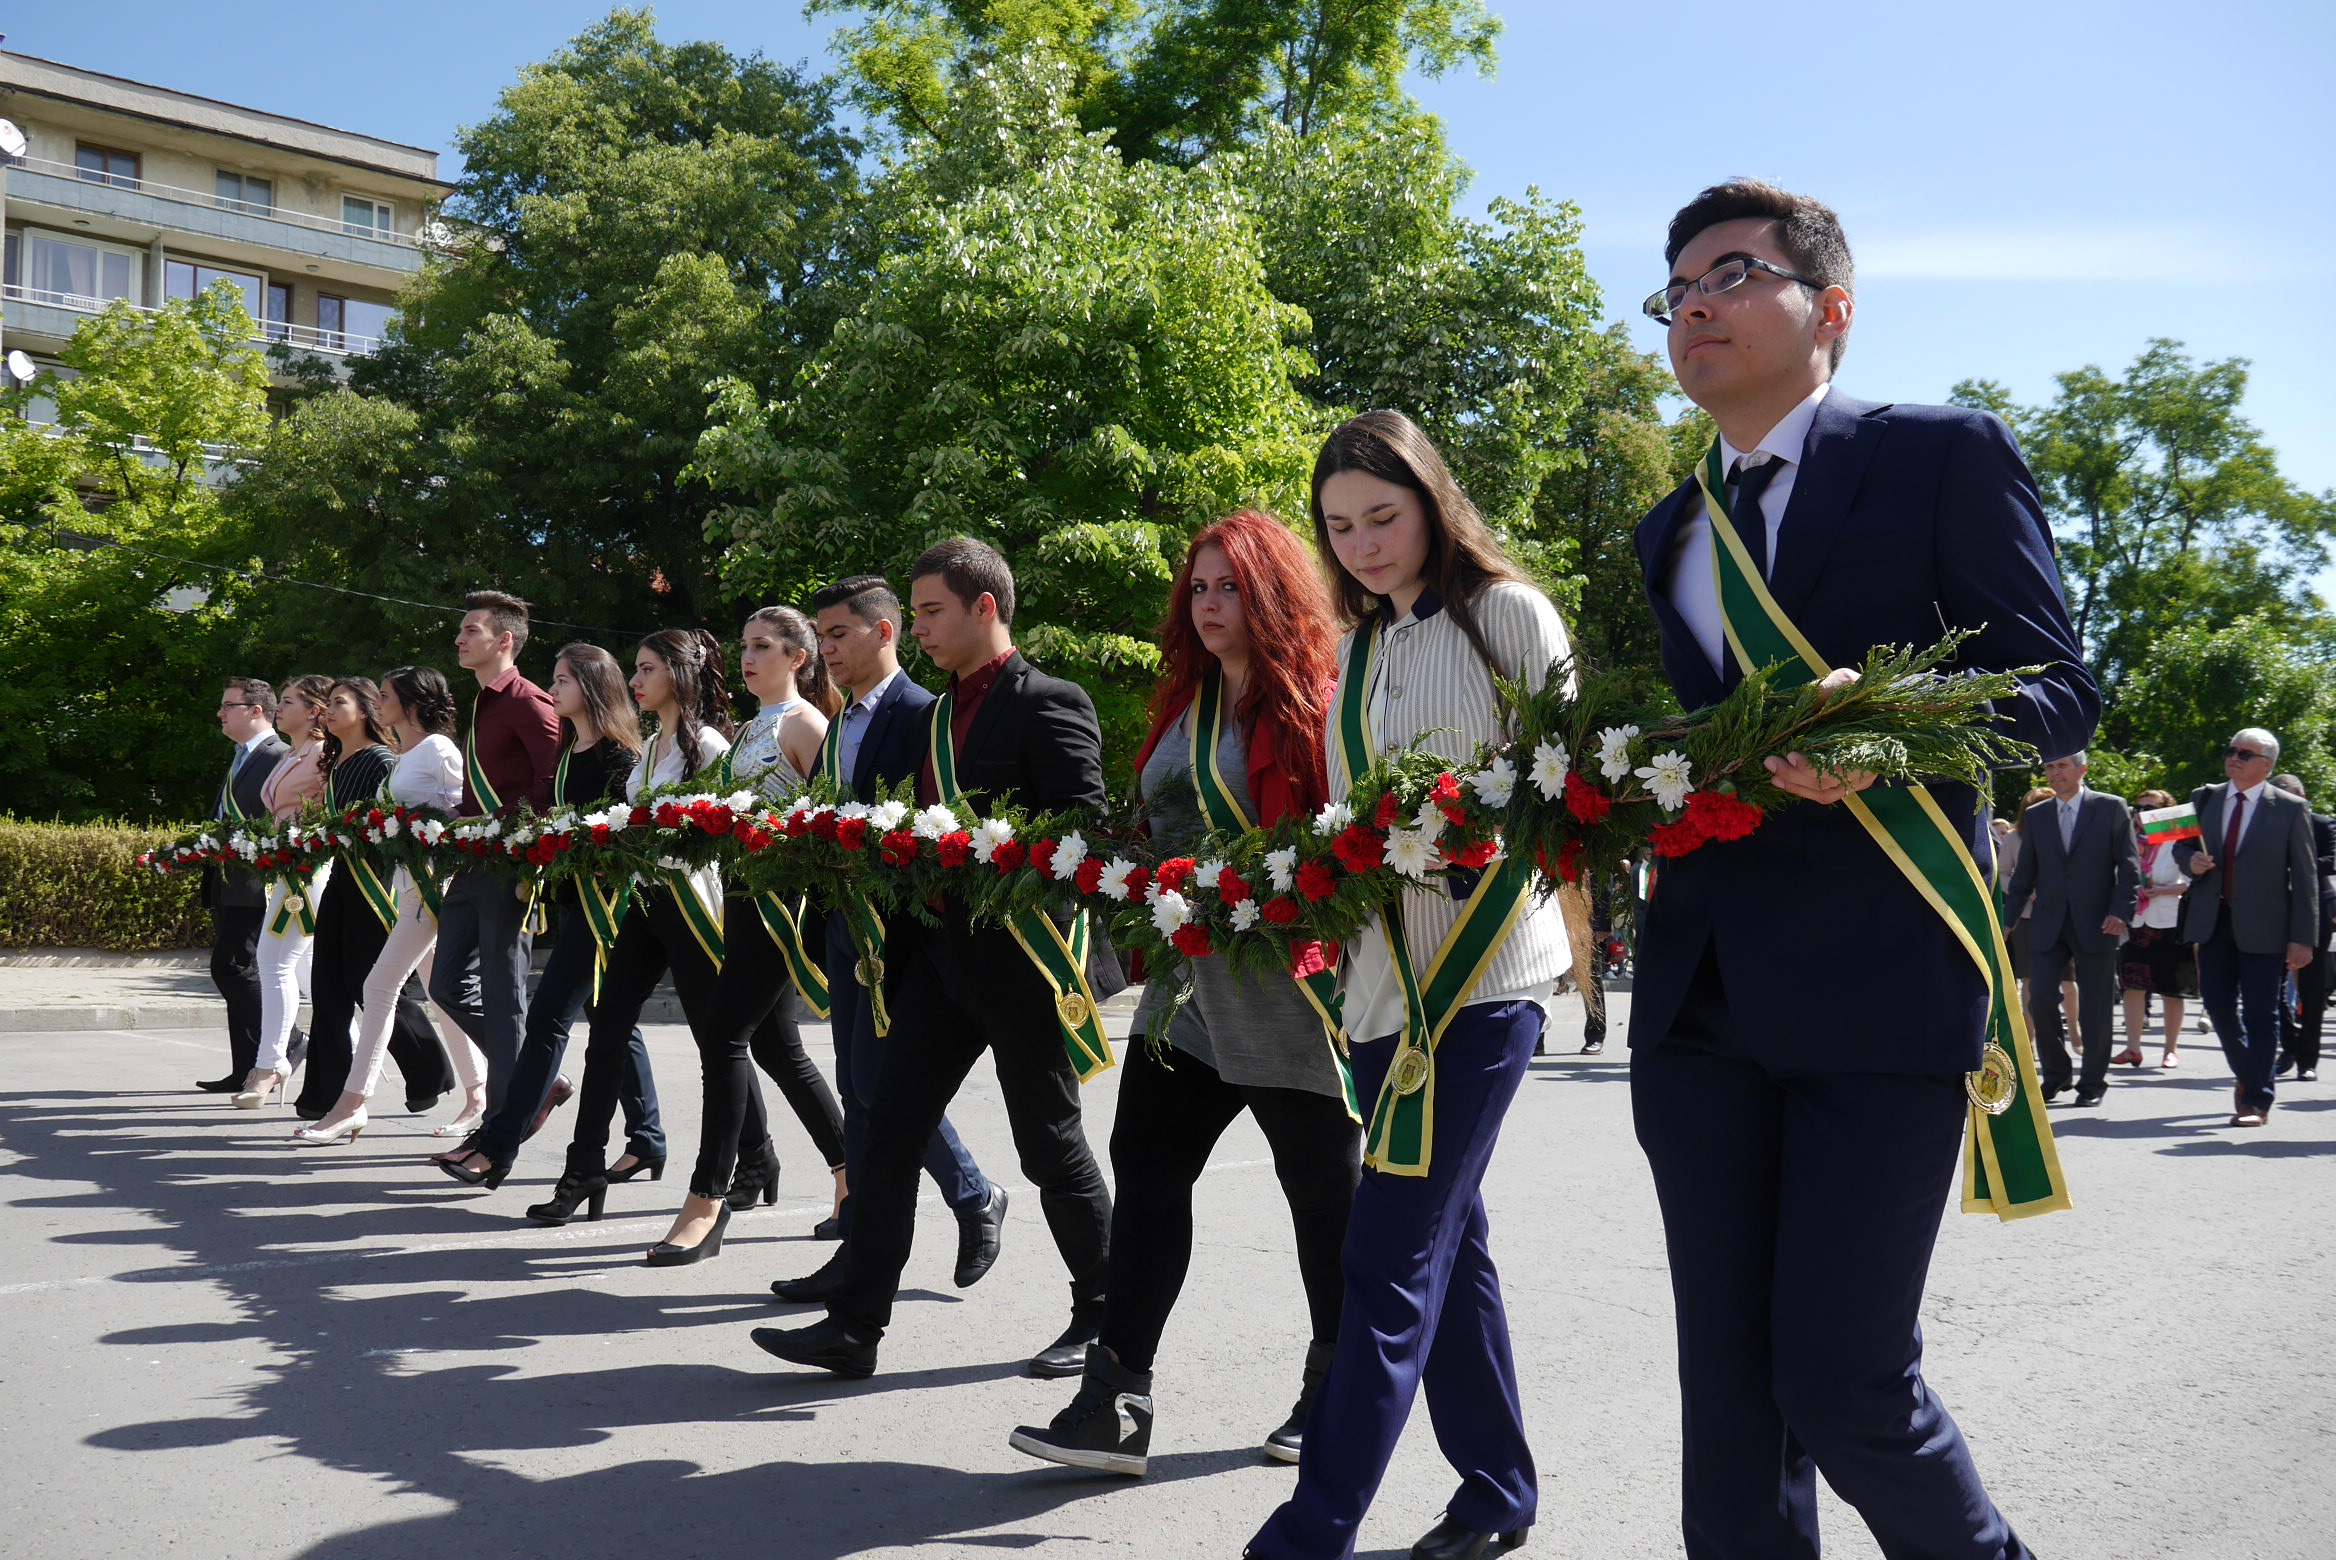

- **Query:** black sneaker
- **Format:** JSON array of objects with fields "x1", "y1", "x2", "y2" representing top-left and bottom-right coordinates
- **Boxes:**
[
  {"x1": 1263, "y1": 1338, "x2": 1333, "y2": 1464},
  {"x1": 1009, "y1": 1346, "x2": 1153, "y2": 1475}
]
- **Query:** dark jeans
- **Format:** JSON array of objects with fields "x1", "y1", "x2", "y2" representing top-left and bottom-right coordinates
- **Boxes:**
[
  {"x1": 427, "y1": 866, "x2": 533, "y2": 1116},
  {"x1": 829, "y1": 913, "x2": 1110, "y2": 1340},
  {"x1": 1628, "y1": 952, "x2": 2028, "y2": 1560},
  {"x1": 1101, "y1": 1036, "x2": 1359, "y2": 1374},
  {"x1": 2197, "y1": 917, "x2": 2285, "y2": 1112},
  {"x1": 1250, "y1": 1002, "x2": 1541, "y2": 1560},
  {"x1": 689, "y1": 896, "x2": 847, "y2": 1200},
  {"x1": 473, "y1": 901, "x2": 659, "y2": 1169},
  {"x1": 298, "y1": 875, "x2": 450, "y2": 1113},
  {"x1": 208, "y1": 905, "x2": 265, "y2": 1079},
  {"x1": 2280, "y1": 947, "x2": 2328, "y2": 1072},
  {"x1": 823, "y1": 913, "x2": 989, "y2": 1231},
  {"x1": 2026, "y1": 928, "x2": 2118, "y2": 1094}
]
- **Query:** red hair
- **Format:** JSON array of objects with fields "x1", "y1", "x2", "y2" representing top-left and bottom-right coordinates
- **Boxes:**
[{"x1": 1148, "y1": 510, "x2": 1337, "y2": 798}]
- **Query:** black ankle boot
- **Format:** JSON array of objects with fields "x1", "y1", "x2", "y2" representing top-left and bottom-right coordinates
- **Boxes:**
[
  {"x1": 726, "y1": 1136, "x2": 778, "y2": 1211},
  {"x1": 1263, "y1": 1337, "x2": 1335, "y2": 1463},
  {"x1": 526, "y1": 1163, "x2": 608, "y2": 1226},
  {"x1": 1411, "y1": 1516, "x2": 1529, "y2": 1560},
  {"x1": 1007, "y1": 1345, "x2": 1153, "y2": 1475}
]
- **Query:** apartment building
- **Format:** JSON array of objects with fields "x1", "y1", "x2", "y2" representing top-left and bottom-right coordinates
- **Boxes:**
[{"x1": 0, "y1": 50, "x2": 449, "y2": 389}]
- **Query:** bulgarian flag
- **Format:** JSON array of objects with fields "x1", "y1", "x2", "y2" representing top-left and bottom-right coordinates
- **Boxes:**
[{"x1": 2139, "y1": 803, "x2": 2201, "y2": 845}]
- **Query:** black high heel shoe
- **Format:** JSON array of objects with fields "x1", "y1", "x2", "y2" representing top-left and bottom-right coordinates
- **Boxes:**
[
  {"x1": 726, "y1": 1137, "x2": 779, "y2": 1211},
  {"x1": 526, "y1": 1165, "x2": 609, "y2": 1225},
  {"x1": 646, "y1": 1203, "x2": 730, "y2": 1267},
  {"x1": 606, "y1": 1153, "x2": 666, "y2": 1184},
  {"x1": 438, "y1": 1152, "x2": 509, "y2": 1189}
]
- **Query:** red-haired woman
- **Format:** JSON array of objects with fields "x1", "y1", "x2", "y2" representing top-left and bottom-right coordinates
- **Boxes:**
[{"x1": 1010, "y1": 510, "x2": 1361, "y2": 1477}]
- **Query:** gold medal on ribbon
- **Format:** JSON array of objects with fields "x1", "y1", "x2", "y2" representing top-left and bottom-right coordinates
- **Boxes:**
[
  {"x1": 1057, "y1": 991, "x2": 1093, "y2": 1031},
  {"x1": 1965, "y1": 1042, "x2": 2017, "y2": 1116},
  {"x1": 857, "y1": 954, "x2": 886, "y2": 990},
  {"x1": 1389, "y1": 1046, "x2": 1431, "y2": 1097}
]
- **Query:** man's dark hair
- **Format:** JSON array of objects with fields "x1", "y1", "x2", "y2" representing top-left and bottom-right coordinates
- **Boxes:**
[
  {"x1": 463, "y1": 590, "x2": 532, "y2": 654},
  {"x1": 225, "y1": 676, "x2": 278, "y2": 717},
  {"x1": 811, "y1": 574, "x2": 903, "y2": 631},
  {"x1": 1666, "y1": 179, "x2": 1855, "y2": 370},
  {"x1": 909, "y1": 537, "x2": 1016, "y2": 625}
]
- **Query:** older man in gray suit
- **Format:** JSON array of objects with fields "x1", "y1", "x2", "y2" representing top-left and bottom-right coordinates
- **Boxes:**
[
  {"x1": 2006, "y1": 750, "x2": 2141, "y2": 1105},
  {"x1": 2175, "y1": 727, "x2": 2319, "y2": 1127}
]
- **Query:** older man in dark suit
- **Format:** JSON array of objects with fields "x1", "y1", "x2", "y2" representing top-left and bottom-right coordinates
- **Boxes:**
[
  {"x1": 2272, "y1": 773, "x2": 2333, "y2": 1084},
  {"x1": 2005, "y1": 751, "x2": 2141, "y2": 1105},
  {"x1": 2177, "y1": 729, "x2": 2318, "y2": 1125},
  {"x1": 196, "y1": 677, "x2": 289, "y2": 1093}
]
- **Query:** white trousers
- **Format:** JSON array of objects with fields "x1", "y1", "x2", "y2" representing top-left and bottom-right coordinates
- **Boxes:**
[
  {"x1": 254, "y1": 867, "x2": 328, "y2": 1074},
  {"x1": 352, "y1": 895, "x2": 487, "y2": 1104}
]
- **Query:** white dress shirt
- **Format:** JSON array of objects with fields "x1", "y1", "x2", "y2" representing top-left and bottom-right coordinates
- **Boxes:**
[
  {"x1": 2222, "y1": 780, "x2": 2268, "y2": 854},
  {"x1": 1664, "y1": 380, "x2": 1833, "y2": 676}
]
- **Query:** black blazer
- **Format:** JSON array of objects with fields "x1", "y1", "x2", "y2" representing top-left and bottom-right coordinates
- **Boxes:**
[
  {"x1": 1627, "y1": 393, "x2": 2100, "y2": 1074},
  {"x1": 2003, "y1": 790, "x2": 2142, "y2": 954},
  {"x1": 848, "y1": 671, "x2": 939, "y2": 801},
  {"x1": 913, "y1": 652, "x2": 1108, "y2": 818},
  {"x1": 201, "y1": 735, "x2": 290, "y2": 911}
]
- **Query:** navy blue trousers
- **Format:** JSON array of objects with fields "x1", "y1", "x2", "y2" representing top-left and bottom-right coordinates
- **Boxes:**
[
  {"x1": 2196, "y1": 916, "x2": 2284, "y2": 1112},
  {"x1": 1249, "y1": 999, "x2": 1541, "y2": 1560},
  {"x1": 823, "y1": 914, "x2": 989, "y2": 1229},
  {"x1": 1631, "y1": 954, "x2": 2029, "y2": 1560},
  {"x1": 473, "y1": 901, "x2": 659, "y2": 1169}
]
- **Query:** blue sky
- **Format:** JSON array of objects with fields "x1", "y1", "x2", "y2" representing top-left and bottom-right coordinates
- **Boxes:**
[{"x1": 14, "y1": 0, "x2": 2333, "y2": 508}]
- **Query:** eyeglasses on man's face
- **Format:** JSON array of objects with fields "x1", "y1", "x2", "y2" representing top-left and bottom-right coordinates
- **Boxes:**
[
  {"x1": 217, "y1": 701, "x2": 259, "y2": 712},
  {"x1": 1643, "y1": 255, "x2": 1823, "y2": 326},
  {"x1": 2227, "y1": 746, "x2": 2269, "y2": 762}
]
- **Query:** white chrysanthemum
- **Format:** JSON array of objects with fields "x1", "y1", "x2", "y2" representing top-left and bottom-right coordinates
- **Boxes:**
[
  {"x1": 1469, "y1": 756, "x2": 1518, "y2": 809},
  {"x1": 1228, "y1": 898, "x2": 1261, "y2": 933},
  {"x1": 1637, "y1": 751, "x2": 1694, "y2": 812},
  {"x1": 1050, "y1": 830, "x2": 1091, "y2": 880},
  {"x1": 838, "y1": 801, "x2": 870, "y2": 820},
  {"x1": 548, "y1": 810, "x2": 578, "y2": 833},
  {"x1": 868, "y1": 800, "x2": 909, "y2": 832},
  {"x1": 656, "y1": 855, "x2": 690, "y2": 873},
  {"x1": 971, "y1": 816, "x2": 1017, "y2": 864},
  {"x1": 1530, "y1": 741, "x2": 1569, "y2": 800},
  {"x1": 724, "y1": 790, "x2": 756, "y2": 812},
  {"x1": 1313, "y1": 801, "x2": 1353, "y2": 837},
  {"x1": 1099, "y1": 858, "x2": 1138, "y2": 902},
  {"x1": 1596, "y1": 725, "x2": 1642, "y2": 783},
  {"x1": 1384, "y1": 826, "x2": 1438, "y2": 880},
  {"x1": 912, "y1": 804, "x2": 960, "y2": 840},
  {"x1": 381, "y1": 816, "x2": 402, "y2": 839},
  {"x1": 1412, "y1": 799, "x2": 1446, "y2": 838},
  {"x1": 416, "y1": 819, "x2": 447, "y2": 845},
  {"x1": 1265, "y1": 847, "x2": 1298, "y2": 894},
  {"x1": 1195, "y1": 858, "x2": 1228, "y2": 896},
  {"x1": 1149, "y1": 890, "x2": 1191, "y2": 937}
]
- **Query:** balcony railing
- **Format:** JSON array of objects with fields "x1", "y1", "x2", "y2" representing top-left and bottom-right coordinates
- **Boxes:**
[
  {"x1": 2, "y1": 282, "x2": 384, "y2": 356},
  {"x1": 7, "y1": 154, "x2": 428, "y2": 250}
]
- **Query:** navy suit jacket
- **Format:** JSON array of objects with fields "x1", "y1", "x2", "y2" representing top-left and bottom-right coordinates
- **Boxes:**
[
  {"x1": 1628, "y1": 393, "x2": 2099, "y2": 1074},
  {"x1": 845, "y1": 671, "x2": 938, "y2": 802}
]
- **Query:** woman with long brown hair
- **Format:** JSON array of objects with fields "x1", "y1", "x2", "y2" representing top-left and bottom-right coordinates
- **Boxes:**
[
  {"x1": 1010, "y1": 510, "x2": 1360, "y2": 1478},
  {"x1": 1247, "y1": 412, "x2": 1572, "y2": 1560},
  {"x1": 236, "y1": 674, "x2": 333, "y2": 1108}
]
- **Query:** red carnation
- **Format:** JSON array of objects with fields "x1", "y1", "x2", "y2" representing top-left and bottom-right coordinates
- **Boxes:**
[
  {"x1": 1074, "y1": 857, "x2": 1106, "y2": 896},
  {"x1": 1124, "y1": 865, "x2": 1154, "y2": 902},
  {"x1": 992, "y1": 839, "x2": 1027, "y2": 874},
  {"x1": 879, "y1": 830, "x2": 919, "y2": 866},
  {"x1": 1537, "y1": 840, "x2": 1584, "y2": 883},
  {"x1": 936, "y1": 831, "x2": 973, "y2": 868},
  {"x1": 630, "y1": 806, "x2": 652, "y2": 828},
  {"x1": 1444, "y1": 838, "x2": 1500, "y2": 869},
  {"x1": 1156, "y1": 857, "x2": 1198, "y2": 894},
  {"x1": 654, "y1": 804, "x2": 683, "y2": 829},
  {"x1": 365, "y1": 809, "x2": 385, "y2": 829},
  {"x1": 1261, "y1": 896, "x2": 1302, "y2": 925},
  {"x1": 1684, "y1": 789, "x2": 1763, "y2": 843},
  {"x1": 1296, "y1": 859, "x2": 1338, "y2": 901},
  {"x1": 1216, "y1": 866, "x2": 1253, "y2": 903},
  {"x1": 1372, "y1": 792, "x2": 1400, "y2": 829},
  {"x1": 699, "y1": 805, "x2": 735, "y2": 836},
  {"x1": 810, "y1": 810, "x2": 840, "y2": 841},
  {"x1": 835, "y1": 816, "x2": 869, "y2": 851},
  {"x1": 1650, "y1": 816, "x2": 1709, "y2": 858},
  {"x1": 1333, "y1": 825, "x2": 1385, "y2": 873},
  {"x1": 1170, "y1": 923, "x2": 1214, "y2": 957},
  {"x1": 589, "y1": 824, "x2": 611, "y2": 845},
  {"x1": 1030, "y1": 838, "x2": 1059, "y2": 878},
  {"x1": 1564, "y1": 770, "x2": 1613, "y2": 825}
]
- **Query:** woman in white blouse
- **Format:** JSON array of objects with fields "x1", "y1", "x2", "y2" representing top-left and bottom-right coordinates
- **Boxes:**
[
  {"x1": 293, "y1": 667, "x2": 486, "y2": 1145},
  {"x1": 1247, "y1": 411, "x2": 1570, "y2": 1560},
  {"x1": 236, "y1": 675, "x2": 333, "y2": 1109},
  {"x1": 2120, "y1": 787, "x2": 2195, "y2": 1068}
]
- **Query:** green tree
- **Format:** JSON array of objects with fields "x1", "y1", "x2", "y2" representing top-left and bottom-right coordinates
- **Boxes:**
[
  {"x1": 0, "y1": 286, "x2": 272, "y2": 820},
  {"x1": 2112, "y1": 615, "x2": 2336, "y2": 801}
]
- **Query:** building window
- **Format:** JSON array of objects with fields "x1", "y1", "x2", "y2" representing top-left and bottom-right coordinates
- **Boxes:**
[
  {"x1": 165, "y1": 258, "x2": 265, "y2": 325},
  {"x1": 265, "y1": 282, "x2": 292, "y2": 342},
  {"x1": 341, "y1": 195, "x2": 394, "y2": 238},
  {"x1": 74, "y1": 142, "x2": 141, "y2": 190},
  {"x1": 315, "y1": 293, "x2": 394, "y2": 353},
  {"x1": 22, "y1": 230, "x2": 142, "y2": 307},
  {"x1": 215, "y1": 171, "x2": 275, "y2": 215}
]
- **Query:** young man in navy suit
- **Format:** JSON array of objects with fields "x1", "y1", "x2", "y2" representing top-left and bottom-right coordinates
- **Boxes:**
[
  {"x1": 767, "y1": 575, "x2": 1004, "y2": 1303},
  {"x1": 1629, "y1": 180, "x2": 2100, "y2": 1559}
]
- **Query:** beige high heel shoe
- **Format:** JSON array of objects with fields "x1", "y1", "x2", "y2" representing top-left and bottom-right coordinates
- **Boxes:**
[
  {"x1": 292, "y1": 1106, "x2": 367, "y2": 1145},
  {"x1": 232, "y1": 1069, "x2": 288, "y2": 1109}
]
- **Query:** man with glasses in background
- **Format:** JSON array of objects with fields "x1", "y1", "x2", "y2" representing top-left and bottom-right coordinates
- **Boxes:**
[
  {"x1": 2175, "y1": 729, "x2": 2318, "y2": 1126},
  {"x1": 196, "y1": 679, "x2": 289, "y2": 1093}
]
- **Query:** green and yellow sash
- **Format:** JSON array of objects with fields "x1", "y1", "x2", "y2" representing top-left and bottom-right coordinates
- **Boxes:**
[
  {"x1": 717, "y1": 728, "x2": 832, "y2": 1019},
  {"x1": 642, "y1": 733, "x2": 726, "y2": 971},
  {"x1": 1697, "y1": 443, "x2": 2069, "y2": 1221},
  {"x1": 323, "y1": 762, "x2": 400, "y2": 932},
  {"x1": 822, "y1": 712, "x2": 892, "y2": 1034},
  {"x1": 1335, "y1": 627, "x2": 1537, "y2": 1176},
  {"x1": 465, "y1": 695, "x2": 502, "y2": 817},
  {"x1": 1190, "y1": 668, "x2": 1360, "y2": 1122},
  {"x1": 932, "y1": 689, "x2": 1112, "y2": 1080},
  {"x1": 267, "y1": 869, "x2": 319, "y2": 937},
  {"x1": 556, "y1": 746, "x2": 633, "y2": 1004}
]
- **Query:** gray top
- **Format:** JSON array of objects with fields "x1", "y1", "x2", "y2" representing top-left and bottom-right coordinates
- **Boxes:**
[
  {"x1": 729, "y1": 699, "x2": 811, "y2": 805},
  {"x1": 1131, "y1": 705, "x2": 1346, "y2": 1099}
]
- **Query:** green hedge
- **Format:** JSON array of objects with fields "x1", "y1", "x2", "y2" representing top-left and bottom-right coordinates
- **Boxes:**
[{"x1": 0, "y1": 818, "x2": 210, "y2": 950}]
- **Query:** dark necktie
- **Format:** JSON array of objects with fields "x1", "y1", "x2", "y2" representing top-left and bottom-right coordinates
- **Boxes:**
[
  {"x1": 1728, "y1": 455, "x2": 1785, "y2": 579},
  {"x1": 2221, "y1": 791, "x2": 2245, "y2": 903}
]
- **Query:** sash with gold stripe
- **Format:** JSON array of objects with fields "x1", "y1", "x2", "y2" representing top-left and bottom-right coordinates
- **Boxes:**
[
  {"x1": 1190, "y1": 668, "x2": 1359, "y2": 1122},
  {"x1": 932, "y1": 690, "x2": 1112, "y2": 1080},
  {"x1": 1697, "y1": 443, "x2": 2069, "y2": 1221},
  {"x1": 642, "y1": 732, "x2": 726, "y2": 971},
  {"x1": 326, "y1": 764, "x2": 399, "y2": 932},
  {"x1": 1334, "y1": 624, "x2": 1537, "y2": 1176},
  {"x1": 822, "y1": 711, "x2": 892, "y2": 1034},
  {"x1": 717, "y1": 726, "x2": 832, "y2": 1018},
  {"x1": 556, "y1": 746, "x2": 632, "y2": 1005},
  {"x1": 466, "y1": 697, "x2": 549, "y2": 934}
]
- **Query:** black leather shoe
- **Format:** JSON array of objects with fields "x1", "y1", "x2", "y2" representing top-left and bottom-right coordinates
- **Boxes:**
[
  {"x1": 1411, "y1": 1516, "x2": 1529, "y2": 1560},
  {"x1": 751, "y1": 1318, "x2": 877, "y2": 1378},
  {"x1": 771, "y1": 1252, "x2": 847, "y2": 1304},
  {"x1": 954, "y1": 1185, "x2": 1008, "y2": 1288},
  {"x1": 812, "y1": 1214, "x2": 842, "y2": 1240},
  {"x1": 646, "y1": 1204, "x2": 730, "y2": 1268},
  {"x1": 726, "y1": 1136, "x2": 780, "y2": 1211},
  {"x1": 196, "y1": 1075, "x2": 243, "y2": 1093},
  {"x1": 2041, "y1": 1083, "x2": 2069, "y2": 1103},
  {"x1": 405, "y1": 1091, "x2": 446, "y2": 1116},
  {"x1": 2073, "y1": 1088, "x2": 2105, "y2": 1107},
  {"x1": 1028, "y1": 1315, "x2": 1101, "y2": 1378}
]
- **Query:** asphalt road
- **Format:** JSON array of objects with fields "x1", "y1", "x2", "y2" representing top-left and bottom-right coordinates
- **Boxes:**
[{"x1": 0, "y1": 993, "x2": 2328, "y2": 1558}]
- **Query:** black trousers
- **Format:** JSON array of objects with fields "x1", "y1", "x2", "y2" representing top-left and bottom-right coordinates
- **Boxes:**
[
  {"x1": 473, "y1": 901, "x2": 660, "y2": 1169},
  {"x1": 297, "y1": 875, "x2": 451, "y2": 1113},
  {"x1": 829, "y1": 913, "x2": 1112, "y2": 1340},
  {"x1": 2281, "y1": 948, "x2": 2329, "y2": 1072},
  {"x1": 207, "y1": 905, "x2": 265, "y2": 1079},
  {"x1": 2026, "y1": 926, "x2": 2118, "y2": 1094},
  {"x1": 1100, "y1": 1037, "x2": 1359, "y2": 1373},
  {"x1": 1630, "y1": 951, "x2": 2028, "y2": 1560}
]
